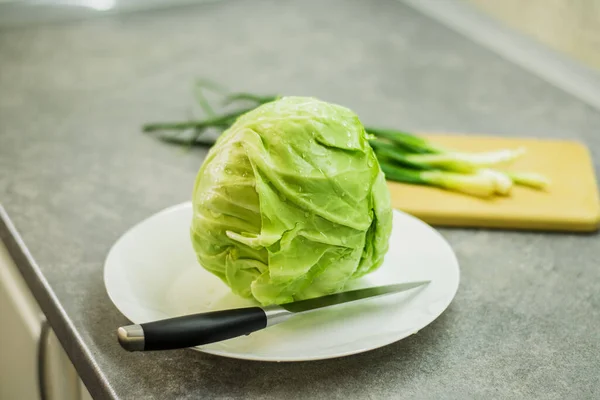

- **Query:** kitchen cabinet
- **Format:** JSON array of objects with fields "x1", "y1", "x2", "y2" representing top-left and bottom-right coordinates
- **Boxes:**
[{"x1": 0, "y1": 240, "x2": 92, "y2": 400}]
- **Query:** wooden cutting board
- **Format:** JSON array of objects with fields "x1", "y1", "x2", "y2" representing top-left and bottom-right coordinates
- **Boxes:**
[{"x1": 386, "y1": 134, "x2": 600, "y2": 232}]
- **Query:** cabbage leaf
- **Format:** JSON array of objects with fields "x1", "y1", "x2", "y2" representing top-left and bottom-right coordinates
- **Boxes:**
[{"x1": 190, "y1": 97, "x2": 392, "y2": 305}]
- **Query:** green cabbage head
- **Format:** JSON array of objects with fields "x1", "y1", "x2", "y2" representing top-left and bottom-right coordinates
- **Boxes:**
[{"x1": 190, "y1": 96, "x2": 392, "y2": 305}]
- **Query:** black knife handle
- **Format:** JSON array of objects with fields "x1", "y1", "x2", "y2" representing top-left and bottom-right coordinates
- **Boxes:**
[{"x1": 136, "y1": 307, "x2": 267, "y2": 351}]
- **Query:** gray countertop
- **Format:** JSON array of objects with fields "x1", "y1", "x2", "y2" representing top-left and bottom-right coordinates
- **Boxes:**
[{"x1": 1, "y1": 0, "x2": 599, "y2": 399}]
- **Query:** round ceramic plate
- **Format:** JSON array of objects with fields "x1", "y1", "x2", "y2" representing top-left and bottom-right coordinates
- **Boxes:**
[{"x1": 104, "y1": 202, "x2": 459, "y2": 362}]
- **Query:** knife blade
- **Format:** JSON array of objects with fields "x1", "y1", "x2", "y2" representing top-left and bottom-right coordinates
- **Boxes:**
[{"x1": 117, "y1": 280, "x2": 430, "y2": 352}]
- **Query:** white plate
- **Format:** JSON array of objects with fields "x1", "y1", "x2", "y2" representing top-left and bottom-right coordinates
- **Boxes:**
[{"x1": 104, "y1": 202, "x2": 459, "y2": 362}]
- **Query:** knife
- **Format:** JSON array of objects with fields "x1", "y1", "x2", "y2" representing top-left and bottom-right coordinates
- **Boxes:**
[{"x1": 117, "y1": 280, "x2": 430, "y2": 352}]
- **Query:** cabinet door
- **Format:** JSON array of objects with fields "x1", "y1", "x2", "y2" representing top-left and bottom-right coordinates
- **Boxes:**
[
  {"x1": 45, "y1": 329, "x2": 81, "y2": 400},
  {"x1": 0, "y1": 240, "x2": 44, "y2": 400},
  {"x1": 0, "y1": 240, "x2": 85, "y2": 400}
]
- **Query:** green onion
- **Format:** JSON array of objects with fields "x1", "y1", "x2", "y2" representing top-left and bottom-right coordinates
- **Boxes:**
[
  {"x1": 380, "y1": 162, "x2": 497, "y2": 198},
  {"x1": 404, "y1": 149, "x2": 525, "y2": 173},
  {"x1": 142, "y1": 108, "x2": 253, "y2": 133},
  {"x1": 370, "y1": 140, "x2": 435, "y2": 170},
  {"x1": 370, "y1": 136, "x2": 525, "y2": 173},
  {"x1": 505, "y1": 171, "x2": 550, "y2": 190},
  {"x1": 478, "y1": 169, "x2": 513, "y2": 196},
  {"x1": 141, "y1": 79, "x2": 551, "y2": 198},
  {"x1": 366, "y1": 127, "x2": 442, "y2": 154}
]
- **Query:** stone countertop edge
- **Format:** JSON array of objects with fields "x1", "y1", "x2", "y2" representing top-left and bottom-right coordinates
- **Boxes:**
[{"x1": 0, "y1": 205, "x2": 117, "y2": 400}]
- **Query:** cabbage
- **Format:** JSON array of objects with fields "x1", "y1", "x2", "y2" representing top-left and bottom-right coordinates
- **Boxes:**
[{"x1": 190, "y1": 97, "x2": 392, "y2": 305}]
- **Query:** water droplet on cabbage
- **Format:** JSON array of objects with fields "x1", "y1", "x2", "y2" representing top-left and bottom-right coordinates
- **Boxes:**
[{"x1": 208, "y1": 210, "x2": 223, "y2": 219}]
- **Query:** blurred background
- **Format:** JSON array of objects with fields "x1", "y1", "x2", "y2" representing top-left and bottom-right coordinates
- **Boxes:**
[
  {"x1": 1, "y1": 0, "x2": 599, "y2": 73},
  {"x1": 467, "y1": 0, "x2": 600, "y2": 71}
]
